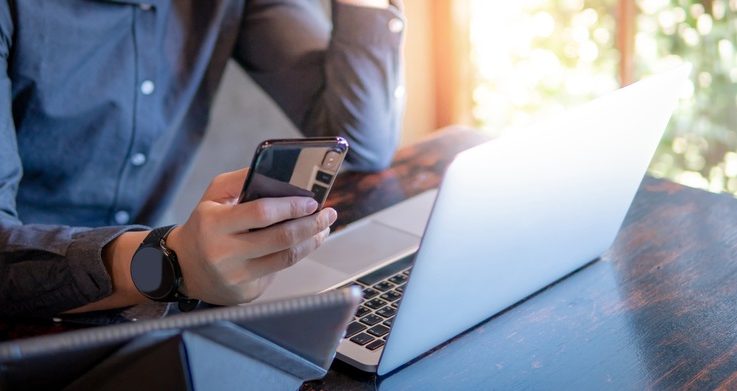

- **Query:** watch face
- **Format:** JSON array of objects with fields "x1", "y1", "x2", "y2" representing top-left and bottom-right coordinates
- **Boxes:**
[{"x1": 131, "y1": 246, "x2": 177, "y2": 300}]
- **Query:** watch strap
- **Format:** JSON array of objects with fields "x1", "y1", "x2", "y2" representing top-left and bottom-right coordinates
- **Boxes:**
[
  {"x1": 143, "y1": 225, "x2": 176, "y2": 246},
  {"x1": 140, "y1": 225, "x2": 200, "y2": 311}
]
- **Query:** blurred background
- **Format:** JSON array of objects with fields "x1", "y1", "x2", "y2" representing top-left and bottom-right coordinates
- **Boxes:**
[{"x1": 166, "y1": 0, "x2": 737, "y2": 223}]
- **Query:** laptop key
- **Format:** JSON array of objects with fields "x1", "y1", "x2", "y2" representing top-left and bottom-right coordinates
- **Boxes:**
[
  {"x1": 345, "y1": 322, "x2": 367, "y2": 338},
  {"x1": 383, "y1": 318, "x2": 394, "y2": 327},
  {"x1": 350, "y1": 333, "x2": 375, "y2": 346},
  {"x1": 367, "y1": 324, "x2": 390, "y2": 337},
  {"x1": 388, "y1": 274, "x2": 408, "y2": 285},
  {"x1": 365, "y1": 298, "x2": 387, "y2": 310},
  {"x1": 380, "y1": 291, "x2": 402, "y2": 302},
  {"x1": 374, "y1": 281, "x2": 395, "y2": 292},
  {"x1": 366, "y1": 339, "x2": 385, "y2": 351},
  {"x1": 376, "y1": 306, "x2": 397, "y2": 318},
  {"x1": 360, "y1": 314, "x2": 383, "y2": 326},
  {"x1": 395, "y1": 284, "x2": 405, "y2": 293},
  {"x1": 355, "y1": 306, "x2": 371, "y2": 318},
  {"x1": 362, "y1": 288, "x2": 380, "y2": 299},
  {"x1": 357, "y1": 254, "x2": 416, "y2": 285}
]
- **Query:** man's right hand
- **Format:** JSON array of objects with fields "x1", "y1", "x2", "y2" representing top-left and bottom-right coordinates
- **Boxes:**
[
  {"x1": 166, "y1": 168, "x2": 336, "y2": 305},
  {"x1": 70, "y1": 167, "x2": 335, "y2": 314}
]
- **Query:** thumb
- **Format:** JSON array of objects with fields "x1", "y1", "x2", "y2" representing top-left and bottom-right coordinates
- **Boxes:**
[{"x1": 201, "y1": 167, "x2": 250, "y2": 202}]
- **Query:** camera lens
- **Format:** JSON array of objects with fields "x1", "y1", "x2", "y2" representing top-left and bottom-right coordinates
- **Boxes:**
[{"x1": 322, "y1": 151, "x2": 341, "y2": 170}]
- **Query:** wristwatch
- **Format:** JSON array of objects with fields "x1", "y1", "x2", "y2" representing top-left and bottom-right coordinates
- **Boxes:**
[{"x1": 130, "y1": 225, "x2": 200, "y2": 312}]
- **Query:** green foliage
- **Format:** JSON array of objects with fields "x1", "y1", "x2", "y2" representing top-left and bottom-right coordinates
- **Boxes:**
[
  {"x1": 470, "y1": 0, "x2": 619, "y2": 134},
  {"x1": 471, "y1": 0, "x2": 737, "y2": 194},
  {"x1": 640, "y1": 0, "x2": 737, "y2": 193}
]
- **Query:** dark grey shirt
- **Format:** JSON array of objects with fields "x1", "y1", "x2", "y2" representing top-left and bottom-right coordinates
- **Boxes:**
[{"x1": 0, "y1": 0, "x2": 403, "y2": 317}]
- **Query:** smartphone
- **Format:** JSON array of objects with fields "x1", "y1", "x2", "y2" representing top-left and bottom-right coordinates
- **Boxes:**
[{"x1": 238, "y1": 137, "x2": 349, "y2": 208}]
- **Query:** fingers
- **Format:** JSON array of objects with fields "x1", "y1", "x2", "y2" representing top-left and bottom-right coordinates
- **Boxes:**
[
  {"x1": 230, "y1": 207, "x2": 337, "y2": 258},
  {"x1": 219, "y1": 196, "x2": 320, "y2": 233},
  {"x1": 239, "y1": 227, "x2": 331, "y2": 282},
  {"x1": 201, "y1": 168, "x2": 250, "y2": 202}
]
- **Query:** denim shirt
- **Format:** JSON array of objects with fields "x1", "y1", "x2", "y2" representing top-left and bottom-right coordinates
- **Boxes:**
[{"x1": 0, "y1": 0, "x2": 404, "y2": 317}]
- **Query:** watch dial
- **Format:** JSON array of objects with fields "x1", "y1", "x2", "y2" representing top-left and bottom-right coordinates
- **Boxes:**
[{"x1": 131, "y1": 246, "x2": 176, "y2": 300}]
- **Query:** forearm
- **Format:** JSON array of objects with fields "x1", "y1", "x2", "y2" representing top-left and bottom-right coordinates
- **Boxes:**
[
  {"x1": 310, "y1": 6, "x2": 404, "y2": 171},
  {"x1": 65, "y1": 230, "x2": 149, "y2": 314},
  {"x1": 236, "y1": 0, "x2": 405, "y2": 171},
  {"x1": 0, "y1": 223, "x2": 147, "y2": 318}
]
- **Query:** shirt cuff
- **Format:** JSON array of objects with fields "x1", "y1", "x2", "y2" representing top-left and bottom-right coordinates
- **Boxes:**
[
  {"x1": 331, "y1": 0, "x2": 405, "y2": 47},
  {"x1": 64, "y1": 225, "x2": 148, "y2": 306}
]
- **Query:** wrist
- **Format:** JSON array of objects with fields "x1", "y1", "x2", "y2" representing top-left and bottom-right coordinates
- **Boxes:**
[
  {"x1": 105, "y1": 230, "x2": 150, "y2": 303},
  {"x1": 125, "y1": 225, "x2": 199, "y2": 312},
  {"x1": 65, "y1": 230, "x2": 150, "y2": 314},
  {"x1": 164, "y1": 225, "x2": 190, "y2": 297}
]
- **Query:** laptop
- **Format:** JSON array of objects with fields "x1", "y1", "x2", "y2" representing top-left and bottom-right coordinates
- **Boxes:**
[{"x1": 253, "y1": 65, "x2": 691, "y2": 375}]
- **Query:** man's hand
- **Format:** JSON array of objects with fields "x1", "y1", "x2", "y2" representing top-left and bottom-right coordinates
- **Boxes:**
[
  {"x1": 167, "y1": 168, "x2": 336, "y2": 304},
  {"x1": 71, "y1": 167, "x2": 336, "y2": 314}
]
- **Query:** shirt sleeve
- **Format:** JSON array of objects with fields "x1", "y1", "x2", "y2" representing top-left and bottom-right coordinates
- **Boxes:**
[
  {"x1": 0, "y1": 6, "x2": 144, "y2": 319},
  {"x1": 233, "y1": 0, "x2": 405, "y2": 171}
]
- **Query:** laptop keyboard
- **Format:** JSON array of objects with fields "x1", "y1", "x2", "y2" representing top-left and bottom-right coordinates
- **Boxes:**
[{"x1": 343, "y1": 254, "x2": 415, "y2": 351}]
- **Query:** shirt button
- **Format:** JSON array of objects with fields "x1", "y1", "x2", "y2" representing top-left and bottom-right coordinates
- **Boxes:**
[
  {"x1": 114, "y1": 210, "x2": 130, "y2": 225},
  {"x1": 140, "y1": 80, "x2": 155, "y2": 95},
  {"x1": 388, "y1": 18, "x2": 404, "y2": 34},
  {"x1": 139, "y1": 3, "x2": 153, "y2": 11},
  {"x1": 130, "y1": 153, "x2": 147, "y2": 166}
]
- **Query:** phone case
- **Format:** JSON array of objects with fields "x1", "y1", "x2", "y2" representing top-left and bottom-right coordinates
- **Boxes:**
[{"x1": 238, "y1": 137, "x2": 349, "y2": 207}]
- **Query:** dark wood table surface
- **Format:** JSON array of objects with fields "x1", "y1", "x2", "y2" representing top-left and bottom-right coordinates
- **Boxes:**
[
  {"x1": 4, "y1": 127, "x2": 737, "y2": 390},
  {"x1": 304, "y1": 126, "x2": 737, "y2": 390}
]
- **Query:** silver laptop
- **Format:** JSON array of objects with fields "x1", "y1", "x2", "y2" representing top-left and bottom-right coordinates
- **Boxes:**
[{"x1": 253, "y1": 65, "x2": 691, "y2": 375}]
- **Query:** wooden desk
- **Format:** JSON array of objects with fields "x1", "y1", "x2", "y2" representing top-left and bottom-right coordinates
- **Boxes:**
[
  {"x1": 305, "y1": 126, "x2": 737, "y2": 390},
  {"x1": 4, "y1": 127, "x2": 737, "y2": 390}
]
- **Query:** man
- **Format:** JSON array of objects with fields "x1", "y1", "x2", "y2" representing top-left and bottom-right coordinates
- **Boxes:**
[{"x1": 0, "y1": 0, "x2": 404, "y2": 317}]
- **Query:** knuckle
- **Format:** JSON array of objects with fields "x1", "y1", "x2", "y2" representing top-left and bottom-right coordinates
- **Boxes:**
[
  {"x1": 277, "y1": 225, "x2": 297, "y2": 246},
  {"x1": 206, "y1": 175, "x2": 223, "y2": 192},
  {"x1": 314, "y1": 215, "x2": 325, "y2": 233},
  {"x1": 289, "y1": 198, "x2": 303, "y2": 217},
  {"x1": 250, "y1": 200, "x2": 273, "y2": 223},
  {"x1": 212, "y1": 173, "x2": 227, "y2": 187},
  {"x1": 284, "y1": 248, "x2": 300, "y2": 267},
  {"x1": 318, "y1": 210, "x2": 332, "y2": 230},
  {"x1": 315, "y1": 229, "x2": 329, "y2": 247}
]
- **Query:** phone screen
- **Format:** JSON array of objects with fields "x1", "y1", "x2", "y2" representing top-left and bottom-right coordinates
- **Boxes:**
[{"x1": 238, "y1": 138, "x2": 349, "y2": 207}]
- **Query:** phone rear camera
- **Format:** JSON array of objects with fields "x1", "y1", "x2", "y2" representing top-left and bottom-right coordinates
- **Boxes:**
[{"x1": 322, "y1": 151, "x2": 341, "y2": 171}]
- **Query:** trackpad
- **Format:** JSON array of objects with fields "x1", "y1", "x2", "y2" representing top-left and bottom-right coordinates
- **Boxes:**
[
  {"x1": 254, "y1": 259, "x2": 348, "y2": 302},
  {"x1": 311, "y1": 220, "x2": 421, "y2": 274}
]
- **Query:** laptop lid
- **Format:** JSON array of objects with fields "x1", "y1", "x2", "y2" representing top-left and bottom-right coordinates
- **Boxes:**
[{"x1": 377, "y1": 65, "x2": 692, "y2": 375}]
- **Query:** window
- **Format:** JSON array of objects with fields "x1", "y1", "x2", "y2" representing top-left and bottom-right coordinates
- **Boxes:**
[{"x1": 467, "y1": 0, "x2": 737, "y2": 194}]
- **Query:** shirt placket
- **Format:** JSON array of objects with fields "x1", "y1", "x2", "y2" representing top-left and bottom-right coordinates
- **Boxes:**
[{"x1": 111, "y1": 2, "x2": 158, "y2": 225}]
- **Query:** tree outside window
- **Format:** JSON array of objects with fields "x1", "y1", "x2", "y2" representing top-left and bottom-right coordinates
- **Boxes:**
[{"x1": 469, "y1": 0, "x2": 737, "y2": 195}]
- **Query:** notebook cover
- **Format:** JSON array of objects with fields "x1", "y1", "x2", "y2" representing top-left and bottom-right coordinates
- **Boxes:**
[{"x1": 0, "y1": 287, "x2": 361, "y2": 389}]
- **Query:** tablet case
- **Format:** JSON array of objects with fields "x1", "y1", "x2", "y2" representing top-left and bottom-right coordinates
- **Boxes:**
[{"x1": 0, "y1": 287, "x2": 361, "y2": 390}]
